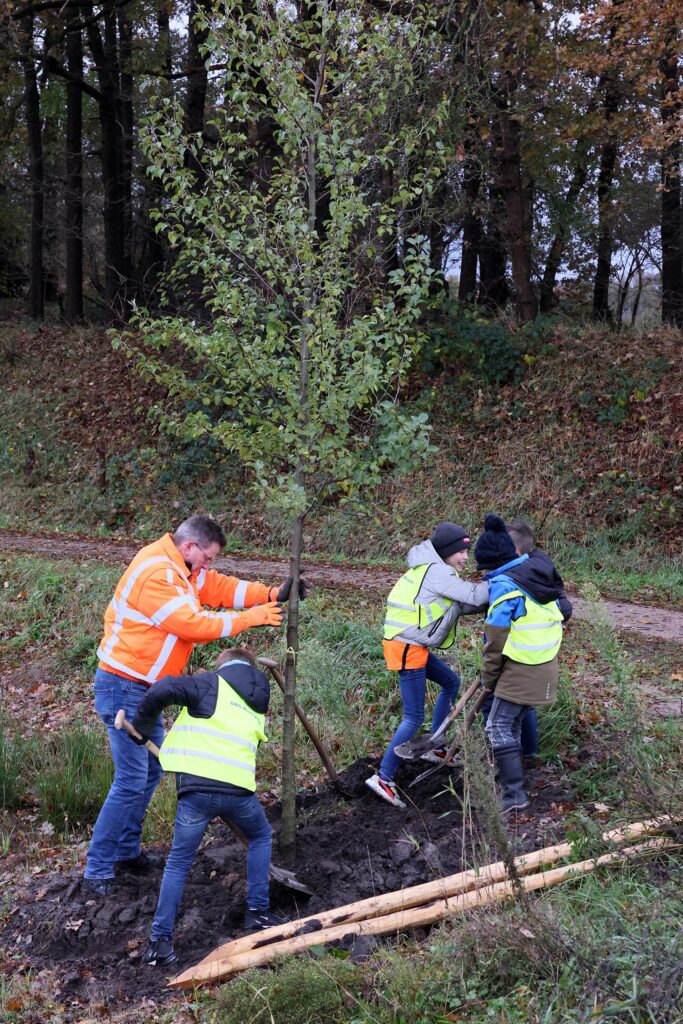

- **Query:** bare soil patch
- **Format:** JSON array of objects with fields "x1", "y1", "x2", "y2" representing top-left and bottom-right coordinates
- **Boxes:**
[{"x1": 2, "y1": 756, "x2": 575, "y2": 1016}]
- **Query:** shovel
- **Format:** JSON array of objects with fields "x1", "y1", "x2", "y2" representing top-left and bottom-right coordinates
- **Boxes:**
[
  {"x1": 408, "y1": 683, "x2": 495, "y2": 788},
  {"x1": 114, "y1": 710, "x2": 313, "y2": 896},
  {"x1": 394, "y1": 678, "x2": 481, "y2": 761}
]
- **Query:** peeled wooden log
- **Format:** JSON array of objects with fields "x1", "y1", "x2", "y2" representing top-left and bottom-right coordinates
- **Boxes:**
[
  {"x1": 190, "y1": 816, "x2": 670, "y2": 971},
  {"x1": 169, "y1": 835, "x2": 673, "y2": 990}
]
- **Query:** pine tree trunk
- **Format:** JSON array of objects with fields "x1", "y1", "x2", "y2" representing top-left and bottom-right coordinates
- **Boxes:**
[
  {"x1": 660, "y1": 40, "x2": 682, "y2": 327},
  {"x1": 85, "y1": 4, "x2": 127, "y2": 317},
  {"x1": 65, "y1": 6, "x2": 83, "y2": 323},
  {"x1": 592, "y1": 140, "x2": 618, "y2": 323},
  {"x1": 20, "y1": 13, "x2": 44, "y2": 319},
  {"x1": 458, "y1": 132, "x2": 482, "y2": 302}
]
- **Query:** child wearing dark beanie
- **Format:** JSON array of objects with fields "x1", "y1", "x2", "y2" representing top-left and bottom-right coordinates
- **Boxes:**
[
  {"x1": 474, "y1": 513, "x2": 566, "y2": 814},
  {"x1": 366, "y1": 522, "x2": 489, "y2": 809}
]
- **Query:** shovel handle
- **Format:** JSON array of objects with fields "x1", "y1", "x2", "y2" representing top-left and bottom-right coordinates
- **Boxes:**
[
  {"x1": 431, "y1": 677, "x2": 481, "y2": 743},
  {"x1": 114, "y1": 708, "x2": 161, "y2": 758}
]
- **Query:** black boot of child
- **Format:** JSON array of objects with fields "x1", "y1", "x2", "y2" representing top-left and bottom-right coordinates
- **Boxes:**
[{"x1": 493, "y1": 744, "x2": 529, "y2": 813}]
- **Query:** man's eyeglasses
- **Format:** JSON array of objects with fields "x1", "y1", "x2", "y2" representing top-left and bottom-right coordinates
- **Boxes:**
[{"x1": 192, "y1": 541, "x2": 215, "y2": 564}]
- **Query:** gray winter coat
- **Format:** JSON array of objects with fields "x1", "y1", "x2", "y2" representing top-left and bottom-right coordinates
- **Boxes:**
[{"x1": 390, "y1": 540, "x2": 489, "y2": 649}]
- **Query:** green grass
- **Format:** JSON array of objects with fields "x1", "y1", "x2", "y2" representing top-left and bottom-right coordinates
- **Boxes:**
[
  {"x1": 0, "y1": 718, "x2": 31, "y2": 811},
  {"x1": 31, "y1": 721, "x2": 113, "y2": 834}
]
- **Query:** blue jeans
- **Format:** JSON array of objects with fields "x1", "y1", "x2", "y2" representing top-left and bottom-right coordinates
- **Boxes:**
[
  {"x1": 85, "y1": 669, "x2": 164, "y2": 880},
  {"x1": 379, "y1": 653, "x2": 460, "y2": 782},
  {"x1": 151, "y1": 790, "x2": 272, "y2": 941},
  {"x1": 480, "y1": 691, "x2": 538, "y2": 756},
  {"x1": 484, "y1": 696, "x2": 531, "y2": 750}
]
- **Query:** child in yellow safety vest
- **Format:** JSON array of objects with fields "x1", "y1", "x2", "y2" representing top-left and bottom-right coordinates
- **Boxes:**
[
  {"x1": 129, "y1": 647, "x2": 285, "y2": 969},
  {"x1": 366, "y1": 522, "x2": 489, "y2": 810},
  {"x1": 474, "y1": 514, "x2": 566, "y2": 814}
]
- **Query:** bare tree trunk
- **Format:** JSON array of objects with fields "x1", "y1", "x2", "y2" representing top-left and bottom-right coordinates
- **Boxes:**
[
  {"x1": 660, "y1": 38, "x2": 682, "y2": 327},
  {"x1": 19, "y1": 12, "x2": 44, "y2": 318},
  {"x1": 630, "y1": 261, "x2": 643, "y2": 327},
  {"x1": 592, "y1": 138, "x2": 618, "y2": 323},
  {"x1": 458, "y1": 128, "x2": 482, "y2": 303},
  {"x1": 118, "y1": 8, "x2": 134, "y2": 297},
  {"x1": 498, "y1": 108, "x2": 536, "y2": 322},
  {"x1": 85, "y1": 2, "x2": 127, "y2": 317},
  {"x1": 281, "y1": 507, "x2": 304, "y2": 865},
  {"x1": 183, "y1": 0, "x2": 211, "y2": 178},
  {"x1": 65, "y1": 4, "x2": 83, "y2": 323},
  {"x1": 539, "y1": 145, "x2": 591, "y2": 313}
]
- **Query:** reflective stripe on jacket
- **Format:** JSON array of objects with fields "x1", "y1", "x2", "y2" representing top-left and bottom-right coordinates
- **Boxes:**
[
  {"x1": 97, "y1": 532, "x2": 272, "y2": 683},
  {"x1": 159, "y1": 676, "x2": 267, "y2": 791},
  {"x1": 489, "y1": 588, "x2": 563, "y2": 665},
  {"x1": 383, "y1": 564, "x2": 457, "y2": 651}
]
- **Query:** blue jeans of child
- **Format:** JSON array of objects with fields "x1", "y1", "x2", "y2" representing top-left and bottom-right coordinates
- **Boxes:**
[
  {"x1": 85, "y1": 669, "x2": 164, "y2": 880},
  {"x1": 484, "y1": 696, "x2": 532, "y2": 750},
  {"x1": 150, "y1": 790, "x2": 273, "y2": 941},
  {"x1": 379, "y1": 653, "x2": 460, "y2": 782},
  {"x1": 480, "y1": 691, "x2": 538, "y2": 756}
]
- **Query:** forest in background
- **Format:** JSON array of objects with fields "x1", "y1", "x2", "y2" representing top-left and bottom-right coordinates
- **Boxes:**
[{"x1": 1, "y1": 0, "x2": 681, "y2": 329}]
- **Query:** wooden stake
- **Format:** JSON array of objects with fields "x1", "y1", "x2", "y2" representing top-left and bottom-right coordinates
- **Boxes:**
[
  {"x1": 258, "y1": 657, "x2": 339, "y2": 782},
  {"x1": 169, "y1": 838, "x2": 672, "y2": 989},
  {"x1": 169, "y1": 817, "x2": 674, "y2": 990},
  {"x1": 189, "y1": 816, "x2": 670, "y2": 970}
]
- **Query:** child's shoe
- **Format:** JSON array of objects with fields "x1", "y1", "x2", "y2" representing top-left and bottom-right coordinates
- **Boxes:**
[
  {"x1": 365, "y1": 773, "x2": 406, "y2": 809},
  {"x1": 420, "y1": 748, "x2": 462, "y2": 767},
  {"x1": 244, "y1": 909, "x2": 287, "y2": 931},
  {"x1": 143, "y1": 938, "x2": 178, "y2": 968}
]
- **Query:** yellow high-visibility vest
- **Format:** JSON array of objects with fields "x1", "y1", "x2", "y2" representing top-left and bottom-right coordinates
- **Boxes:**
[
  {"x1": 489, "y1": 588, "x2": 563, "y2": 665},
  {"x1": 383, "y1": 564, "x2": 457, "y2": 650},
  {"x1": 159, "y1": 678, "x2": 267, "y2": 792}
]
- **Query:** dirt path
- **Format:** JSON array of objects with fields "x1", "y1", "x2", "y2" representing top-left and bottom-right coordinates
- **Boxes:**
[{"x1": 1, "y1": 528, "x2": 682, "y2": 644}]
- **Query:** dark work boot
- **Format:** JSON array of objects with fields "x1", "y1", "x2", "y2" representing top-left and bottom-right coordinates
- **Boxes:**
[
  {"x1": 493, "y1": 745, "x2": 529, "y2": 813},
  {"x1": 115, "y1": 851, "x2": 163, "y2": 875}
]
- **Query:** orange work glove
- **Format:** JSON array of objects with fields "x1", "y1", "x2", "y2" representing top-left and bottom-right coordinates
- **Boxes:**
[{"x1": 234, "y1": 602, "x2": 284, "y2": 632}]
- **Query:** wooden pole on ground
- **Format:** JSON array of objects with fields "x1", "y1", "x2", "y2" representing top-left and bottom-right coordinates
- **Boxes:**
[
  {"x1": 189, "y1": 817, "x2": 670, "y2": 970},
  {"x1": 170, "y1": 817, "x2": 674, "y2": 990},
  {"x1": 168, "y1": 838, "x2": 672, "y2": 989}
]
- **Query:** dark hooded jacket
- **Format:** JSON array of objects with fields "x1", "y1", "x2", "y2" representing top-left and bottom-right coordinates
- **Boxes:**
[
  {"x1": 132, "y1": 660, "x2": 270, "y2": 797},
  {"x1": 480, "y1": 553, "x2": 567, "y2": 705}
]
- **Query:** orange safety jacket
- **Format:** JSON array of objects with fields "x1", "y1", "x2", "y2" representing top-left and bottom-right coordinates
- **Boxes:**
[{"x1": 97, "y1": 533, "x2": 275, "y2": 684}]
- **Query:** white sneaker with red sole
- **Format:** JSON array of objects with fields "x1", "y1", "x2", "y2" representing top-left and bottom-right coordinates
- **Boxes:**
[{"x1": 365, "y1": 773, "x2": 406, "y2": 809}]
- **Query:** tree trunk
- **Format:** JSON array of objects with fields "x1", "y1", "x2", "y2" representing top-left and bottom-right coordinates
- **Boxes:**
[
  {"x1": 458, "y1": 129, "x2": 482, "y2": 303},
  {"x1": 183, "y1": 0, "x2": 211, "y2": 178},
  {"x1": 85, "y1": 2, "x2": 128, "y2": 317},
  {"x1": 630, "y1": 262, "x2": 643, "y2": 327},
  {"x1": 498, "y1": 109, "x2": 536, "y2": 321},
  {"x1": 19, "y1": 12, "x2": 44, "y2": 318},
  {"x1": 65, "y1": 4, "x2": 83, "y2": 323},
  {"x1": 539, "y1": 145, "x2": 591, "y2": 313},
  {"x1": 478, "y1": 171, "x2": 509, "y2": 311},
  {"x1": 280, "y1": 509, "x2": 304, "y2": 865},
  {"x1": 660, "y1": 39, "x2": 682, "y2": 327},
  {"x1": 592, "y1": 139, "x2": 618, "y2": 323},
  {"x1": 591, "y1": 53, "x2": 621, "y2": 323},
  {"x1": 118, "y1": 8, "x2": 134, "y2": 297}
]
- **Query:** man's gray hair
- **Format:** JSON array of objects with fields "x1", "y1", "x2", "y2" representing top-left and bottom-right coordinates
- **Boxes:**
[{"x1": 173, "y1": 514, "x2": 226, "y2": 550}]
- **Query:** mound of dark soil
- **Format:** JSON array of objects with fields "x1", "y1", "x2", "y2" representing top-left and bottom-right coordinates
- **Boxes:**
[{"x1": 3, "y1": 757, "x2": 573, "y2": 1014}]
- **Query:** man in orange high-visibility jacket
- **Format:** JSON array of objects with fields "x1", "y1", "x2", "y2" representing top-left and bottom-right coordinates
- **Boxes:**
[{"x1": 83, "y1": 514, "x2": 307, "y2": 896}]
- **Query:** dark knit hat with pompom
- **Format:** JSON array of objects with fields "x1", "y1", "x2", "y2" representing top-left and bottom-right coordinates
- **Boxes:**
[{"x1": 474, "y1": 514, "x2": 518, "y2": 571}]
